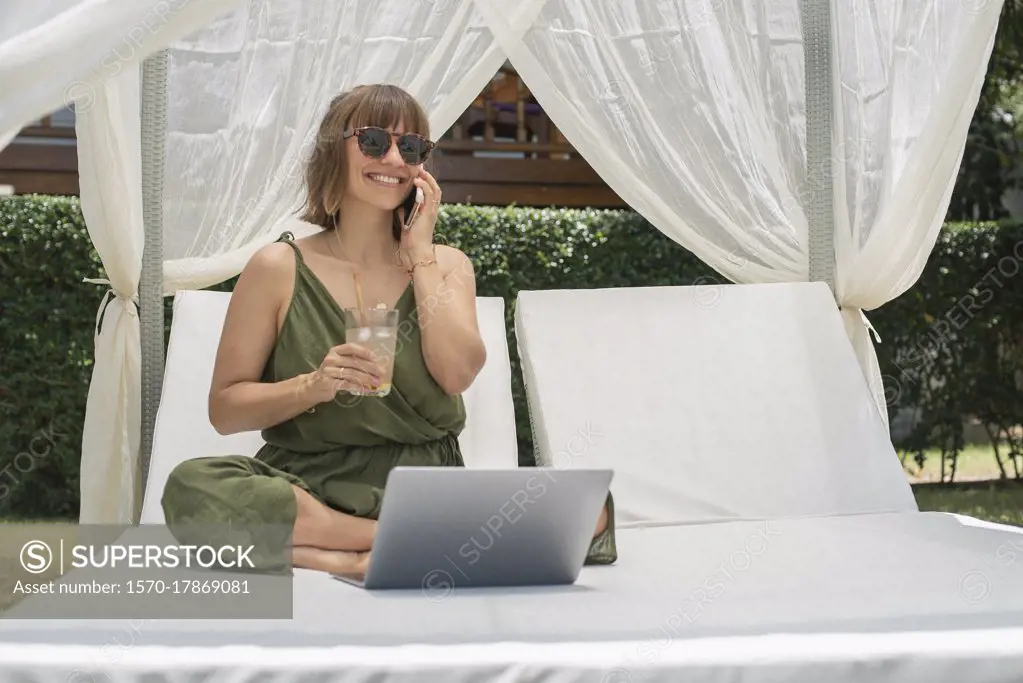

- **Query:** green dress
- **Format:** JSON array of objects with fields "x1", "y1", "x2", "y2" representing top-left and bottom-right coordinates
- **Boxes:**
[{"x1": 161, "y1": 232, "x2": 616, "y2": 570}]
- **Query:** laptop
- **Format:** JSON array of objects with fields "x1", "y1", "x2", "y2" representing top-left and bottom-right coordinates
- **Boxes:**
[{"x1": 331, "y1": 466, "x2": 613, "y2": 591}]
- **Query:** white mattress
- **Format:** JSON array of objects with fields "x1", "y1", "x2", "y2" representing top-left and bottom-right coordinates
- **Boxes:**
[
  {"x1": 514, "y1": 282, "x2": 918, "y2": 526},
  {"x1": 3, "y1": 511, "x2": 1023, "y2": 682},
  {"x1": 13, "y1": 283, "x2": 1021, "y2": 682}
]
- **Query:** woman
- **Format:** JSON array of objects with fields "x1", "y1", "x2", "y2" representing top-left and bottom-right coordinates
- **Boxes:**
[{"x1": 161, "y1": 84, "x2": 616, "y2": 578}]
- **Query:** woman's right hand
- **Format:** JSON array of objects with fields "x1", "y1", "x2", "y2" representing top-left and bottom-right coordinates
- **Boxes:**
[{"x1": 306, "y1": 343, "x2": 383, "y2": 403}]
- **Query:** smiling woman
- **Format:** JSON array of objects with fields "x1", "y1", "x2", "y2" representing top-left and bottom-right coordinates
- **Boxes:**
[
  {"x1": 300, "y1": 85, "x2": 436, "y2": 243},
  {"x1": 157, "y1": 83, "x2": 619, "y2": 579}
]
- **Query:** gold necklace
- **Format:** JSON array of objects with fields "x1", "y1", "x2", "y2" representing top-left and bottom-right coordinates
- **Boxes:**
[{"x1": 330, "y1": 213, "x2": 411, "y2": 274}]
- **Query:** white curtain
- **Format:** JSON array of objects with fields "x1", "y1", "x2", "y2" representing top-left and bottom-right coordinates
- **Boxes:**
[
  {"x1": 70, "y1": 0, "x2": 504, "y2": 522},
  {"x1": 159, "y1": 0, "x2": 506, "y2": 294},
  {"x1": 0, "y1": 0, "x2": 248, "y2": 524},
  {"x1": 0, "y1": 0, "x2": 245, "y2": 153},
  {"x1": 5, "y1": 0, "x2": 1001, "y2": 523},
  {"x1": 832, "y1": 0, "x2": 1004, "y2": 428},
  {"x1": 75, "y1": 70, "x2": 144, "y2": 525},
  {"x1": 475, "y1": 0, "x2": 1002, "y2": 426},
  {"x1": 473, "y1": 0, "x2": 810, "y2": 285},
  {"x1": 0, "y1": 0, "x2": 247, "y2": 524}
]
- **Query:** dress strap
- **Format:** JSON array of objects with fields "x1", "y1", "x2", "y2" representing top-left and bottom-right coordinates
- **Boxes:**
[{"x1": 276, "y1": 231, "x2": 304, "y2": 263}]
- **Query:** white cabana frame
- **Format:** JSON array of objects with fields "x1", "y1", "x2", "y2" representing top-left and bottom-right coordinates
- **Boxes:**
[
  {"x1": 2, "y1": 3, "x2": 1020, "y2": 683},
  {"x1": 121, "y1": 0, "x2": 837, "y2": 520},
  {"x1": 0, "y1": 0, "x2": 1004, "y2": 539}
]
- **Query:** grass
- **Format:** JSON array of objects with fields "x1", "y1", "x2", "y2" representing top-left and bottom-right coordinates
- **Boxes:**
[
  {"x1": 912, "y1": 483, "x2": 1023, "y2": 527},
  {"x1": 903, "y1": 443, "x2": 1023, "y2": 527},
  {"x1": 900, "y1": 443, "x2": 1021, "y2": 484}
]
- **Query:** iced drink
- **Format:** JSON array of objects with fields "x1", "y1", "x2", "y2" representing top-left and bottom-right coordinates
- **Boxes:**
[{"x1": 342, "y1": 306, "x2": 399, "y2": 396}]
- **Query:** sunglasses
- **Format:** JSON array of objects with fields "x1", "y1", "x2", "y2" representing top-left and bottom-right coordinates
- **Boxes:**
[{"x1": 342, "y1": 126, "x2": 435, "y2": 165}]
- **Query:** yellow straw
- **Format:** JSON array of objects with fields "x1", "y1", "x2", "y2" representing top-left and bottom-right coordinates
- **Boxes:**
[{"x1": 353, "y1": 271, "x2": 367, "y2": 327}]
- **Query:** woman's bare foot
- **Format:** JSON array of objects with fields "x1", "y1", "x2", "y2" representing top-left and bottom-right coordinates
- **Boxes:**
[
  {"x1": 293, "y1": 546, "x2": 371, "y2": 577},
  {"x1": 291, "y1": 484, "x2": 376, "y2": 551},
  {"x1": 593, "y1": 503, "x2": 609, "y2": 538}
]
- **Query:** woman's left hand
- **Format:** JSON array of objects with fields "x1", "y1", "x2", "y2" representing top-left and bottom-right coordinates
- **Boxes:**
[{"x1": 399, "y1": 169, "x2": 442, "y2": 264}]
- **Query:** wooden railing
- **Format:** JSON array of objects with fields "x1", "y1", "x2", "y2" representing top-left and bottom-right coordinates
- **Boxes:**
[
  {"x1": 437, "y1": 64, "x2": 577, "y2": 161},
  {"x1": 0, "y1": 69, "x2": 624, "y2": 207},
  {"x1": 430, "y1": 66, "x2": 623, "y2": 207},
  {"x1": 18, "y1": 114, "x2": 77, "y2": 139},
  {"x1": 0, "y1": 111, "x2": 79, "y2": 194}
]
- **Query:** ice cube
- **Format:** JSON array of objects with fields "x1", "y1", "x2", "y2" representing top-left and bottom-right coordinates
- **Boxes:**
[{"x1": 357, "y1": 329, "x2": 371, "y2": 342}]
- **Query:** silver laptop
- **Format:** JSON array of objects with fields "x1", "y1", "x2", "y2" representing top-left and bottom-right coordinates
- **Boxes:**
[{"x1": 331, "y1": 466, "x2": 613, "y2": 591}]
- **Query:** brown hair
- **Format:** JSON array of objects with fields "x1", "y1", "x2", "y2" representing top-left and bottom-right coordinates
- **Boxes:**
[{"x1": 299, "y1": 84, "x2": 432, "y2": 240}]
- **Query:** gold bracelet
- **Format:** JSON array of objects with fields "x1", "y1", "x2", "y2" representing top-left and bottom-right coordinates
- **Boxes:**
[
  {"x1": 407, "y1": 257, "x2": 437, "y2": 276},
  {"x1": 403, "y1": 245, "x2": 437, "y2": 276}
]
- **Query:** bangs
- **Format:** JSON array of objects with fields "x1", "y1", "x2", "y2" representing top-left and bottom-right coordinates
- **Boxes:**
[
  {"x1": 347, "y1": 85, "x2": 430, "y2": 138},
  {"x1": 301, "y1": 83, "x2": 431, "y2": 233}
]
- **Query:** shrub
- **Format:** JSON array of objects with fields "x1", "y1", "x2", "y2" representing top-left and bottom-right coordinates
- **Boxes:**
[
  {"x1": 1, "y1": 195, "x2": 1020, "y2": 518},
  {"x1": 871, "y1": 222, "x2": 1023, "y2": 479},
  {"x1": 0, "y1": 196, "x2": 99, "y2": 519}
]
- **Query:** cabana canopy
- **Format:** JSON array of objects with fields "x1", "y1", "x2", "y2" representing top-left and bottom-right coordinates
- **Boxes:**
[{"x1": 0, "y1": 0, "x2": 1003, "y2": 524}]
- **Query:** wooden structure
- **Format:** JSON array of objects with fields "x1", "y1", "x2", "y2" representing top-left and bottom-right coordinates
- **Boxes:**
[
  {"x1": 0, "y1": 64, "x2": 624, "y2": 208},
  {"x1": 431, "y1": 62, "x2": 623, "y2": 207},
  {"x1": 0, "y1": 110, "x2": 79, "y2": 196}
]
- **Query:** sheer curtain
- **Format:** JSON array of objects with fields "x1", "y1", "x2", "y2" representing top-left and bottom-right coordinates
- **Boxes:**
[
  {"x1": 473, "y1": 0, "x2": 810, "y2": 285},
  {"x1": 832, "y1": 0, "x2": 1004, "y2": 428},
  {"x1": 0, "y1": 0, "x2": 247, "y2": 525},
  {"x1": 476, "y1": 0, "x2": 1002, "y2": 426},
  {"x1": 12, "y1": 0, "x2": 1001, "y2": 522},
  {"x1": 159, "y1": 0, "x2": 506, "y2": 294},
  {"x1": 75, "y1": 70, "x2": 144, "y2": 524},
  {"x1": 0, "y1": 0, "x2": 244, "y2": 152},
  {"x1": 74, "y1": 0, "x2": 505, "y2": 522}
]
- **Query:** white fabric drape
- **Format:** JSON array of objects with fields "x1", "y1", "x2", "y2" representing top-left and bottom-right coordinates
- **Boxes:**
[
  {"x1": 160, "y1": 0, "x2": 506, "y2": 294},
  {"x1": 475, "y1": 0, "x2": 1003, "y2": 426},
  {"x1": 75, "y1": 70, "x2": 144, "y2": 525},
  {"x1": 473, "y1": 0, "x2": 810, "y2": 286},
  {"x1": 0, "y1": 0, "x2": 247, "y2": 523},
  {"x1": 5, "y1": 0, "x2": 1003, "y2": 524},
  {"x1": 69, "y1": 0, "x2": 502, "y2": 522},
  {"x1": 832, "y1": 0, "x2": 1004, "y2": 428},
  {"x1": 48, "y1": 0, "x2": 248, "y2": 524},
  {"x1": 0, "y1": 0, "x2": 245, "y2": 153}
]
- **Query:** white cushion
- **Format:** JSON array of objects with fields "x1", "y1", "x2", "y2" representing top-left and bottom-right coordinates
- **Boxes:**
[
  {"x1": 514, "y1": 281, "x2": 918, "y2": 526},
  {"x1": 459, "y1": 295, "x2": 519, "y2": 469},
  {"x1": 7, "y1": 511, "x2": 1023, "y2": 683},
  {"x1": 140, "y1": 290, "x2": 518, "y2": 524}
]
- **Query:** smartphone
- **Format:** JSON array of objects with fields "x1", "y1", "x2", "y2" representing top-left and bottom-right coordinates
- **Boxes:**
[{"x1": 403, "y1": 186, "x2": 424, "y2": 230}]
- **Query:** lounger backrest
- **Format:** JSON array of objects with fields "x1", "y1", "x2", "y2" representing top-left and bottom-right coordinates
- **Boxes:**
[
  {"x1": 140, "y1": 290, "x2": 518, "y2": 524},
  {"x1": 514, "y1": 282, "x2": 918, "y2": 526}
]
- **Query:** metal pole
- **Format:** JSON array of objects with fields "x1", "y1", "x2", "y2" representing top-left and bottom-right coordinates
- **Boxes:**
[
  {"x1": 801, "y1": 0, "x2": 836, "y2": 294},
  {"x1": 137, "y1": 50, "x2": 168, "y2": 522}
]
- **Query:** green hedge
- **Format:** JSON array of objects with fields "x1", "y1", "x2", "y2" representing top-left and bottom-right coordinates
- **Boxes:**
[
  {"x1": 2, "y1": 195, "x2": 1021, "y2": 519},
  {"x1": 871, "y1": 224, "x2": 1023, "y2": 478}
]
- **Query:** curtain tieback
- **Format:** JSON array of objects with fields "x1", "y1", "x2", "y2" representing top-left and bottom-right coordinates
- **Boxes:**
[
  {"x1": 840, "y1": 305, "x2": 881, "y2": 344},
  {"x1": 84, "y1": 278, "x2": 138, "y2": 337}
]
